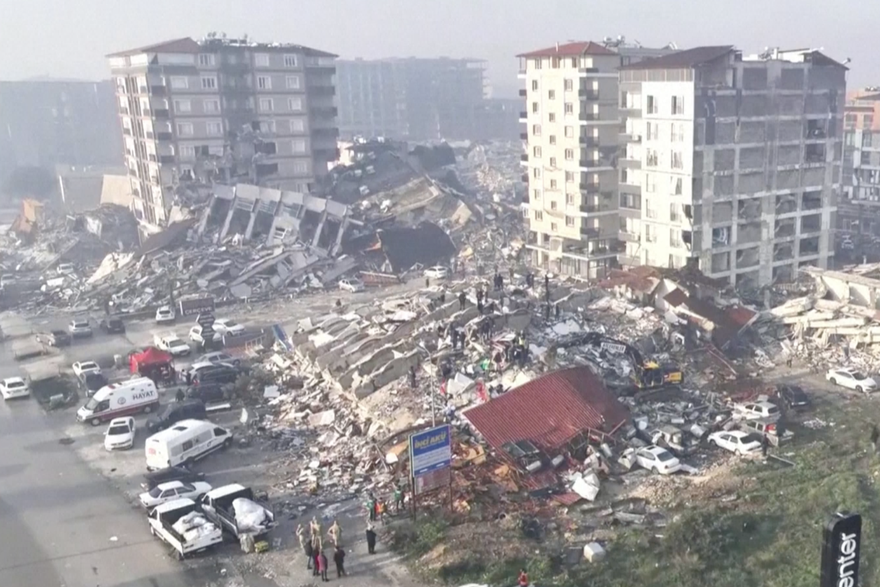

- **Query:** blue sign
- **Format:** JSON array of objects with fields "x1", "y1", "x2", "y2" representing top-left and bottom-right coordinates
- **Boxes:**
[
  {"x1": 271, "y1": 324, "x2": 292, "y2": 352},
  {"x1": 409, "y1": 424, "x2": 452, "y2": 477}
]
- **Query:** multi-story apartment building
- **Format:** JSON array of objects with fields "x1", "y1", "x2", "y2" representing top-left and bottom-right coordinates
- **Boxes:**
[
  {"x1": 518, "y1": 41, "x2": 672, "y2": 278},
  {"x1": 107, "y1": 36, "x2": 338, "y2": 228},
  {"x1": 336, "y1": 57, "x2": 487, "y2": 141},
  {"x1": 839, "y1": 92, "x2": 880, "y2": 235},
  {"x1": 0, "y1": 80, "x2": 122, "y2": 186},
  {"x1": 619, "y1": 46, "x2": 846, "y2": 286}
]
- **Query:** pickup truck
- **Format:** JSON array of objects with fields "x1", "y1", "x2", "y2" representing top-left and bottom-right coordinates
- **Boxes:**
[
  {"x1": 199, "y1": 484, "x2": 276, "y2": 538},
  {"x1": 148, "y1": 498, "x2": 222, "y2": 560}
]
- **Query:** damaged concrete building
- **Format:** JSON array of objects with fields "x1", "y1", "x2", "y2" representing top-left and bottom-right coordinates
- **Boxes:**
[{"x1": 619, "y1": 46, "x2": 846, "y2": 287}]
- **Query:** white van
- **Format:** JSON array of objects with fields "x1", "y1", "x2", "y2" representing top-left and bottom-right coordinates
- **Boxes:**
[
  {"x1": 145, "y1": 419, "x2": 233, "y2": 471},
  {"x1": 77, "y1": 377, "x2": 159, "y2": 426}
]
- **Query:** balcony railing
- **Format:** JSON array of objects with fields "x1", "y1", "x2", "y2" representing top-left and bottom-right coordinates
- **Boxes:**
[
  {"x1": 580, "y1": 182, "x2": 599, "y2": 192},
  {"x1": 579, "y1": 90, "x2": 600, "y2": 100},
  {"x1": 579, "y1": 112, "x2": 600, "y2": 121},
  {"x1": 580, "y1": 204, "x2": 615, "y2": 213},
  {"x1": 579, "y1": 136, "x2": 598, "y2": 147}
]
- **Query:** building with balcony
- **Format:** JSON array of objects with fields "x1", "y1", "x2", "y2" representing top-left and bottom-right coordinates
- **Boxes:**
[
  {"x1": 107, "y1": 35, "x2": 338, "y2": 228},
  {"x1": 517, "y1": 41, "x2": 671, "y2": 279},
  {"x1": 619, "y1": 46, "x2": 846, "y2": 287},
  {"x1": 838, "y1": 92, "x2": 880, "y2": 236}
]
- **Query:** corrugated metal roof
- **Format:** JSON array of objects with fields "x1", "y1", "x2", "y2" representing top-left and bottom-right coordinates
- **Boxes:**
[
  {"x1": 463, "y1": 367, "x2": 629, "y2": 453},
  {"x1": 517, "y1": 42, "x2": 617, "y2": 59},
  {"x1": 620, "y1": 45, "x2": 734, "y2": 70}
]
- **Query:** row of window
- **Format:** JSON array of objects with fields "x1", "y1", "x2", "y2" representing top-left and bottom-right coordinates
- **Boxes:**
[
  {"x1": 645, "y1": 149, "x2": 685, "y2": 170},
  {"x1": 174, "y1": 138, "x2": 309, "y2": 158},
  {"x1": 530, "y1": 79, "x2": 597, "y2": 96},
  {"x1": 531, "y1": 101, "x2": 580, "y2": 117},
  {"x1": 532, "y1": 146, "x2": 578, "y2": 161},
  {"x1": 646, "y1": 95, "x2": 686, "y2": 115},
  {"x1": 167, "y1": 74, "x2": 301, "y2": 92},
  {"x1": 528, "y1": 209, "x2": 578, "y2": 228},
  {"x1": 531, "y1": 124, "x2": 590, "y2": 140},
  {"x1": 197, "y1": 53, "x2": 299, "y2": 68},
  {"x1": 642, "y1": 223, "x2": 685, "y2": 248},
  {"x1": 645, "y1": 122, "x2": 687, "y2": 142}
]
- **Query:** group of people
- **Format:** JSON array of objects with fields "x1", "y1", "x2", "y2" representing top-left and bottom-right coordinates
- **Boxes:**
[{"x1": 296, "y1": 518, "x2": 347, "y2": 581}]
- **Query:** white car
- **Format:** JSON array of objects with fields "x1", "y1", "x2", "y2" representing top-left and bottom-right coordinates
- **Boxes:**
[
  {"x1": 72, "y1": 361, "x2": 101, "y2": 379},
  {"x1": 154, "y1": 334, "x2": 191, "y2": 357},
  {"x1": 423, "y1": 266, "x2": 449, "y2": 280},
  {"x1": 68, "y1": 318, "x2": 92, "y2": 337},
  {"x1": 0, "y1": 377, "x2": 29, "y2": 400},
  {"x1": 56, "y1": 263, "x2": 75, "y2": 275},
  {"x1": 733, "y1": 400, "x2": 781, "y2": 422},
  {"x1": 826, "y1": 368, "x2": 878, "y2": 393},
  {"x1": 195, "y1": 352, "x2": 240, "y2": 366},
  {"x1": 708, "y1": 430, "x2": 763, "y2": 455},
  {"x1": 188, "y1": 325, "x2": 222, "y2": 344},
  {"x1": 213, "y1": 318, "x2": 245, "y2": 337},
  {"x1": 338, "y1": 278, "x2": 365, "y2": 293},
  {"x1": 634, "y1": 445, "x2": 681, "y2": 475},
  {"x1": 138, "y1": 480, "x2": 213, "y2": 509},
  {"x1": 104, "y1": 417, "x2": 136, "y2": 451},
  {"x1": 155, "y1": 306, "x2": 176, "y2": 323}
]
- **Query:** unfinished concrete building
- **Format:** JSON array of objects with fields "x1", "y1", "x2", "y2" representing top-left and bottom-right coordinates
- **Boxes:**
[{"x1": 619, "y1": 46, "x2": 846, "y2": 287}]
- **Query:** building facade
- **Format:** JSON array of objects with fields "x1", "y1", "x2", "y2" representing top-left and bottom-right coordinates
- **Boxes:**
[
  {"x1": 838, "y1": 92, "x2": 880, "y2": 236},
  {"x1": 335, "y1": 57, "x2": 489, "y2": 141},
  {"x1": 620, "y1": 47, "x2": 846, "y2": 287},
  {"x1": 517, "y1": 42, "x2": 672, "y2": 279},
  {"x1": 0, "y1": 80, "x2": 122, "y2": 187},
  {"x1": 107, "y1": 36, "x2": 338, "y2": 228}
]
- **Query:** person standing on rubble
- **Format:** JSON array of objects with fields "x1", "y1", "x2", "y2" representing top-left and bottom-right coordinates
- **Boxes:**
[
  {"x1": 312, "y1": 546, "x2": 321, "y2": 576},
  {"x1": 366, "y1": 493, "x2": 377, "y2": 522},
  {"x1": 393, "y1": 484, "x2": 404, "y2": 513},
  {"x1": 458, "y1": 290, "x2": 466, "y2": 310},
  {"x1": 518, "y1": 568, "x2": 530, "y2": 587},
  {"x1": 365, "y1": 524, "x2": 378, "y2": 554},
  {"x1": 303, "y1": 533, "x2": 314, "y2": 570},
  {"x1": 328, "y1": 519, "x2": 342, "y2": 547},
  {"x1": 476, "y1": 288, "x2": 484, "y2": 305},
  {"x1": 409, "y1": 365, "x2": 418, "y2": 389},
  {"x1": 761, "y1": 433, "x2": 770, "y2": 458}
]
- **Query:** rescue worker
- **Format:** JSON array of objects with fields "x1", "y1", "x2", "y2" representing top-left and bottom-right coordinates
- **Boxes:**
[
  {"x1": 458, "y1": 290, "x2": 466, "y2": 310},
  {"x1": 393, "y1": 484, "x2": 404, "y2": 513},
  {"x1": 366, "y1": 524, "x2": 378, "y2": 554}
]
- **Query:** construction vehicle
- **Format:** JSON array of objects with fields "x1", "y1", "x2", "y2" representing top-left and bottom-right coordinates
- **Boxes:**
[{"x1": 582, "y1": 333, "x2": 683, "y2": 390}]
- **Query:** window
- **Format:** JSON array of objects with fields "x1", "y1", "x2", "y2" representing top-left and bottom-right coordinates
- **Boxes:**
[
  {"x1": 206, "y1": 121, "x2": 223, "y2": 136},
  {"x1": 845, "y1": 113, "x2": 858, "y2": 127},
  {"x1": 532, "y1": 167, "x2": 541, "y2": 179},
  {"x1": 259, "y1": 120, "x2": 276, "y2": 133},
  {"x1": 565, "y1": 171, "x2": 575, "y2": 183},
  {"x1": 290, "y1": 118, "x2": 305, "y2": 133},
  {"x1": 198, "y1": 54, "x2": 215, "y2": 67},
  {"x1": 531, "y1": 80, "x2": 539, "y2": 91},
  {"x1": 670, "y1": 204, "x2": 681, "y2": 222},
  {"x1": 564, "y1": 148, "x2": 574, "y2": 161},
  {"x1": 259, "y1": 98, "x2": 274, "y2": 112},
  {"x1": 550, "y1": 179, "x2": 558, "y2": 189},
  {"x1": 645, "y1": 224, "x2": 657, "y2": 243},
  {"x1": 255, "y1": 53, "x2": 270, "y2": 67},
  {"x1": 566, "y1": 193, "x2": 574, "y2": 204},
  {"x1": 672, "y1": 123, "x2": 685, "y2": 142},
  {"x1": 286, "y1": 75, "x2": 301, "y2": 89},
  {"x1": 173, "y1": 99, "x2": 191, "y2": 113},
  {"x1": 532, "y1": 102, "x2": 539, "y2": 113},
  {"x1": 564, "y1": 79, "x2": 573, "y2": 92},
  {"x1": 672, "y1": 176, "x2": 683, "y2": 195},
  {"x1": 200, "y1": 76, "x2": 217, "y2": 90},
  {"x1": 671, "y1": 96, "x2": 684, "y2": 115},
  {"x1": 645, "y1": 200, "x2": 657, "y2": 219},
  {"x1": 283, "y1": 54, "x2": 298, "y2": 67},
  {"x1": 645, "y1": 173, "x2": 656, "y2": 193},
  {"x1": 647, "y1": 95, "x2": 658, "y2": 114},
  {"x1": 646, "y1": 149, "x2": 659, "y2": 167},
  {"x1": 646, "y1": 122, "x2": 659, "y2": 141},
  {"x1": 866, "y1": 115, "x2": 875, "y2": 128},
  {"x1": 176, "y1": 122, "x2": 194, "y2": 137},
  {"x1": 565, "y1": 215, "x2": 575, "y2": 227},
  {"x1": 533, "y1": 189, "x2": 541, "y2": 200},
  {"x1": 564, "y1": 102, "x2": 574, "y2": 115},
  {"x1": 522, "y1": 208, "x2": 529, "y2": 218},
  {"x1": 204, "y1": 99, "x2": 220, "y2": 114},
  {"x1": 549, "y1": 200, "x2": 558, "y2": 211},
  {"x1": 548, "y1": 113, "x2": 556, "y2": 122},
  {"x1": 292, "y1": 138, "x2": 307, "y2": 153},
  {"x1": 170, "y1": 76, "x2": 188, "y2": 89},
  {"x1": 549, "y1": 135, "x2": 557, "y2": 145},
  {"x1": 670, "y1": 229, "x2": 683, "y2": 247},
  {"x1": 532, "y1": 58, "x2": 542, "y2": 70},
  {"x1": 293, "y1": 160, "x2": 309, "y2": 174},
  {"x1": 564, "y1": 126, "x2": 574, "y2": 138},
  {"x1": 548, "y1": 90, "x2": 556, "y2": 100},
  {"x1": 181, "y1": 440, "x2": 194, "y2": 452},
  {"x1": 671, "y1": 151, "x2": 683, "y2": 169},
  {"x1": 288, "y1": 97, "x2": 303, "y2": 111},
  {"x1": 257, "y1": 76, "x2": 272, "y2": 90},
  {"x1": 550, "y1": 222, "x2": 558, "y2": 232},
  {"x1": 179, "y1": 145, "x2": 196, "y2": 160},
  {"x1": 533, "y1": 146, "x2": 542, "y2": 158},
  {"x1": 534, "y1": 210, "x2": 543, "y2": 221},
  {"x1": 532, "y1": 124, "x2": 541, "y2": 136}
]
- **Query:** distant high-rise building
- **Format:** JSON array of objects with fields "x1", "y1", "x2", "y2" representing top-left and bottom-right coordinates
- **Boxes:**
[
  {"x1": 0, "y1": 80, "x2": 123, "y2": 186},
  {"x1": 335, "y1": 57, "x2": 492, "y2": 141},
  {"x1": 839, "y1": 90, "x2": 880, "y2": 235},
  {"x1": 107, "y1": 36, "x2": 338, "y2": 228}
]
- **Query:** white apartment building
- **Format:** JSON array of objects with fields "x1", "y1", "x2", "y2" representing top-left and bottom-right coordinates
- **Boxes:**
[
  {"x1": 517, "y1": 42, "x2": 672, "y2": 279},
  {"x1": 619, "y1": 46, "x2": 847, "y2": 287},
  {"x1": 108, "y1": 36, "x2": 338, "y2": 229}
]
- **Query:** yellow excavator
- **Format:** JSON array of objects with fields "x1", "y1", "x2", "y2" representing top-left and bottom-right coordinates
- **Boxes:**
[{"x1": 583, "y1": 333, "x2": 683, "y2": 390}]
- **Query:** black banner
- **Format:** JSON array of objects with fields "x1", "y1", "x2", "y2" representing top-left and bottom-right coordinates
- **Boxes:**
[{"x1": 821, "y1": 512, "x2": 861, "y2": 587}]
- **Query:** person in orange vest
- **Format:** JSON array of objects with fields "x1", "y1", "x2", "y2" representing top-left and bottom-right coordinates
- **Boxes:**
[{"x1": 518, "y1": 568, "x2": 529, "y2": 586}]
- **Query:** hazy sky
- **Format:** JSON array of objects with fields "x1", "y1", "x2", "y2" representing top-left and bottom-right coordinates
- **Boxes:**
[{"x1": 1, "y1": 0, "x2": 877, "y2": 96}]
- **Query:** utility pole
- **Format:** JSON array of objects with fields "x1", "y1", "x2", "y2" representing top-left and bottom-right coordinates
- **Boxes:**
[{"x1": 430, "y1": 378, "x2": 436, "y2": 426}]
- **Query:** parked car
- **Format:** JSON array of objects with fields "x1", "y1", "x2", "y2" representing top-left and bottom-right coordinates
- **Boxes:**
[
  {"x1": 826, "y1": 368, "x2": 877, "y2": 393},
  {"x1": 0, "y1": 377, "x2": 29, "y2": 400},
  {"x1": 46, "y1": 329, "x2": 71, "y2": 347},
  {"x1": 68, "y1": 318, "x2": 93, "y2": 338},
  {"x1": 72, "y1": 361, "x2": 102, "y2": 379},
  {"x1": 739, "y1": 419, "x2": 794, "y2": 447},
  {"x1": 192, "y1": 364, "x2": 239, "y2": 386},
  {"x1": 147, "y1": 400, "x2": 207, "y2": 433},
  {"x1": 185, "y1": 383, "x2": 227, "y2": 403},
  {"x1": 141, "y1": 466, "x2": 206, "y2": 491},
  {"x1": 634, "y1": 445, "x2": 681, "y2": 475},
  {"x1": 423, "y1": 266, "x2": 449, "y2": 280},
  {"x1": 338, "y1": 278, "x2": 365, "y2": 293},
  {"x1": 104, "y1": 417, "x2": 136, "y2": 450},
  {"x1": 155, "y1": 306, "x2": 176, "y2": 323},
  {"x1": 188, "y1": 325, "x2": 222, "y2": 345},
  {"x1": 733, "y1": 400, "x2": 781, "y2": 422},
  {"x1": 195, "y1": 352, "x2": 240, "y2": 367},
  {"x1": 99, "y1": 317, "x2": 126, "y2": 334},
  {"x1": 56, "y1": 263, "x2": 75, "y2": 275},
  {"x1": 775, "y1": 384, "x2": 810, "y2": 410},
  {"x1": 213, "y1": 318, "x2": 245, "y2": 337},
  {"x1": 154, "y1": 334, "x2": 191, "y2": 357},
  {"x1": 708, "y1": 430, "x2": 763, "y2": 455},
  {"x1": 139, "y1": 480, "x2": 213, "y2": 510},
  {"x1": 81, "y1": 372, "x2": 109, "y2": 397}
]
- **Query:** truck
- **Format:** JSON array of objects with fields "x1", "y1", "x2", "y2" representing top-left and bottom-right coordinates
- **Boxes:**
[
  {"x1": 199, "y1": 484, "x2": 276, "y2": 538},
  {"x1": 147, "y1": 498, "x2": 223, "y2": 560}
]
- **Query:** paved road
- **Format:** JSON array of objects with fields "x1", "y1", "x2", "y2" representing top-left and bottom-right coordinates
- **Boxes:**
[{"x1": 0, "y1": 352, "x2": 223, "y2": 586}]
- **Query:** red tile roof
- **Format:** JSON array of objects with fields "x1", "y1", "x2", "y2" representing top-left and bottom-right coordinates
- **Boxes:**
[
  {"x1": 108, "y1": 37, "x2": 200, "y2": 58},
  {"x1": 463, "y1": 367, "x2": 629, "y2": 453},
  {"x1": 517, "y1": 42, "x2": 617, "y2": 59},
  {"x1": 663, "y1": 287, "x2": 688, "y2": 307}
]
